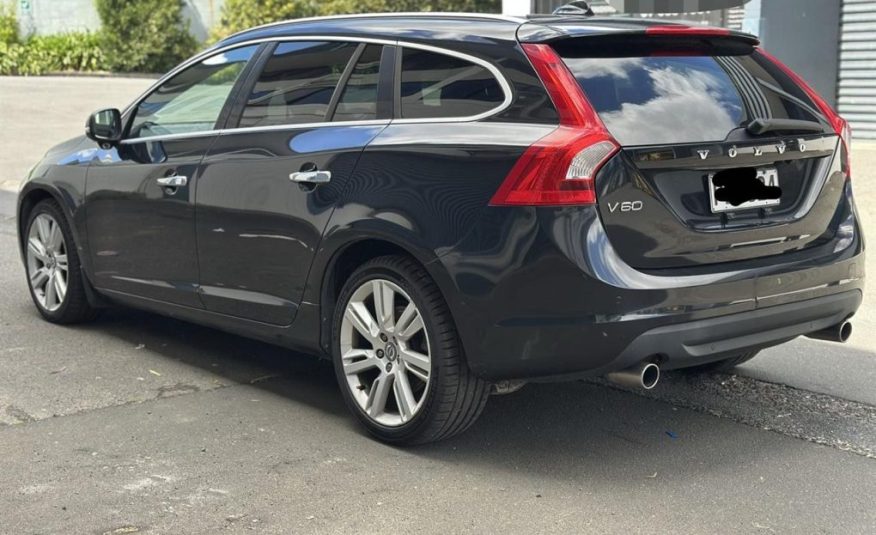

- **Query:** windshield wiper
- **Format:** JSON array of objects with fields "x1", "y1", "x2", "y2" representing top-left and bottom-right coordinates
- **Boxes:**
[{"x1": 746, "y1": 118, "x2": 827, "y2": 136}]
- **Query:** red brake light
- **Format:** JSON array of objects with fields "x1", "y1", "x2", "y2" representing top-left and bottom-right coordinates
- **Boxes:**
[
  {"x1": 645, "y1": 25, "x2": 731, "y2": 37},
  {"x1": 490, "y1": 43, "x2": 618, "y2": 207},
  {"x1": 757, "y1": 48, "x2": 851, "y2": 178}
]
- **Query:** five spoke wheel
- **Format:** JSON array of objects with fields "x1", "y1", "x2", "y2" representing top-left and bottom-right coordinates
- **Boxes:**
[
  {"x1": 26, "y1": 214, "x2": 68, "y2": 312},
  {"x1": 340, "y1": 279, "x2": 432, "y2": 427}
]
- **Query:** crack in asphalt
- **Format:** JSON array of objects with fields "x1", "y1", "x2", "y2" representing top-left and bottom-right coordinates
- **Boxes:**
[
  {"x1": 5, "y1": 404, "x2": 36, "y2": 423},
  {"x1": 590, "y1": 372, "x2": 876, "y2": 459},
  {"x1": 0, "y1": 379, "x2": 244, "y2": 430},
  {"x1": 2, "y1": 362, "x2": 874, "y2": 463}
]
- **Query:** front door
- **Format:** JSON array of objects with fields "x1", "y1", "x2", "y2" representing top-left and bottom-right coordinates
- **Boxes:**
[
  {"x1": 85, "y1": 45, "x2": 260, "y2": 307},
  {"x1": 196, "y1": 41, "x2": 389, "y2": 324}
]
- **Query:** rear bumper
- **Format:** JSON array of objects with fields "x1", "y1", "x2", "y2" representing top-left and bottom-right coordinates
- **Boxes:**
[
  {"x1": 611, "y1": 290, "x2": 861, "y2": 373},
  {"x1": 432, "y1": 197, "x2": 864, "y2": 382}
]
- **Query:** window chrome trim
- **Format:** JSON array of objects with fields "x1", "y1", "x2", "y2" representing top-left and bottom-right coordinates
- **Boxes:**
[
  {"x1": 225, "y1": 13, "x2": 526, "y2": 41},
  {"x1": 121, "y1": 35, "x2": 514, "y2": 137},
  {"x1": 119, "y1": 130, "x2": 217, "y2": 145},
  {"x1": 223, "y1": 119, "x2": 390, "y2": 137},
  {"x1": 119, "y1": 119, "x2": 392, "y2": 145}
]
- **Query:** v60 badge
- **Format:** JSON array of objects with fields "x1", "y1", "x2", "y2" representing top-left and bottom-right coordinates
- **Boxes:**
[{"x1": 608, "y1": 201, "x2": 644, "y2": 213}]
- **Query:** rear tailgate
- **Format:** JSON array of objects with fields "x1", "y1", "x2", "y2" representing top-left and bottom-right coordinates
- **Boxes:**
[{"x1": 528, "y1": 22, "x2": 848, "y2": 269}]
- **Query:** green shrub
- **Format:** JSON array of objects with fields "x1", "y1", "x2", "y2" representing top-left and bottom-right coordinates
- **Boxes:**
[
  {"x1": 0, "y1": 1, "x2": 18, "y2": 45},
  {"x1": 95, "y1": 0, "x2": 197, "y2": 73},
  {"x1": 210, "y1": 0, "x2": 500, "y2": 42},
  {"x1": 0, "y1": 32, "x2": 108, "y2": 75},
  {"x1": 210, "y1": 0, "x2": 319, "y2": 42},
  {"x1": 318, "y1": 0, "x2": 500, "y2": 15}
]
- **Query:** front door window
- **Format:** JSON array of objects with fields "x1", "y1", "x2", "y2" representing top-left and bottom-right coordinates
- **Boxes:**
[{"x1": 128, "y1": 45, "x2": 258, "y2": 139}]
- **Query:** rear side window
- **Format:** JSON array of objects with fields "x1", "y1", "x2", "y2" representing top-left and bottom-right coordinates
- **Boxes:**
[
  {"x1": 333, "y1": 44, "x2": 382, "y2": 122},
  {"x1": 560, "y1": 49, "x2": 825, "y2": 146},
  {"x1": 399, "y1": 48, "x2": 504, "y2": 119},
  {"x1": 240, "y1": 41, "x2": 358, "y2": 128}
]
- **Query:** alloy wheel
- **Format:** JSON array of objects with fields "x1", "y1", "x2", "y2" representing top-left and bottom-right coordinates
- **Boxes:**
[
  {"x1": 340, "y1": 279, "x2": 432, "y2": 427},
  {"x1": 26, "y1": 213, "x2": 68, "y2": 312}
]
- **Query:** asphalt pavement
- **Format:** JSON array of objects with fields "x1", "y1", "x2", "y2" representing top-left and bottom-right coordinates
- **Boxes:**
[{"x1": 0, "y1": 76, "x2": 874, "y2": 534}]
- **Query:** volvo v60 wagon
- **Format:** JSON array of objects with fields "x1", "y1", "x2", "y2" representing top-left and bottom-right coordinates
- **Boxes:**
[{"x1": 17, "y1": 12, "x2": 864, "y2": 444}]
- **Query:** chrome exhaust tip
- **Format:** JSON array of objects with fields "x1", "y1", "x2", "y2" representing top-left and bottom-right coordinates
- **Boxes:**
[
  {"x1": 606, "y1": 362, "x2": 660, "y2": 390},
  {"x1": 806, "y1": 321, "x2": 852, "y2": 343}
]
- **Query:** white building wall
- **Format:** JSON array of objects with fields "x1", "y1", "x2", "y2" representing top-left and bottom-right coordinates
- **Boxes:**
[
  {"x1": 16, "y1": 0, "x2": 225, "y2": 41},
  {"x1": 17, "y1": 0, "x2": 101, "y2": 36},
  {"x1": 502, "y1": 0, "x2": 533, "y2": 16}
]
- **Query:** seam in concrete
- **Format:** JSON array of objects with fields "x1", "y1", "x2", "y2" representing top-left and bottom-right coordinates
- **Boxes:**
[{"x1": 0, "y1": 378, "x2": 261, "y2": 432}]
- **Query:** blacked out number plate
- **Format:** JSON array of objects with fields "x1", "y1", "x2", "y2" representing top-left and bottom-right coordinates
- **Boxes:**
[{"x1": 708, "y1": 167, "x2": 780, "y2": 213}]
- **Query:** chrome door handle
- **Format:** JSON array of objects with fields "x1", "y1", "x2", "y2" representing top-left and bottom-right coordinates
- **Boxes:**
[
  {"x1": 289, "y1": 170, "x2": 331, "y2": 184},
  {"x1": 157, "y1": 175, "x2": 187, "y2": 187}
]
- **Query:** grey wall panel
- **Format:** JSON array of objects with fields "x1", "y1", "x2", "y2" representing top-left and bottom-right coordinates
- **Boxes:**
[
  {"x1": 839, "y1": 0, "x2": 876, "y2": 139},
  {"x1": 757, "y1": 0, "x2": 840, "y2": 110}
]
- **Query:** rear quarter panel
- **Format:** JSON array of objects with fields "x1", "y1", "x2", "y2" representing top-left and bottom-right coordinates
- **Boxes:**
[{"x1": 304, "y1": 122, "x2": 554, "y2": 336}]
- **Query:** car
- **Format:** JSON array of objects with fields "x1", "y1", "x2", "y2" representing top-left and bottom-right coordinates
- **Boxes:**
[{"x1": 16, "y1": 10, "x2": 864, "y2": 445}]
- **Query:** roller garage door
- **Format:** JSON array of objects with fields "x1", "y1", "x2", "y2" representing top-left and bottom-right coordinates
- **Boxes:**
[{"x1": 839, "y1": 0, "x2": 876, "y2": 139}]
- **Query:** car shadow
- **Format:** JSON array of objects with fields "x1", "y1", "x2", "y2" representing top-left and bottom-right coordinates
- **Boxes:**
[
  {"x1": 73, "y1": 306, "x2": 801, "y2": 481},
  {"x1": 76, "y1": 306, "x2": 349, "y2": 414}
]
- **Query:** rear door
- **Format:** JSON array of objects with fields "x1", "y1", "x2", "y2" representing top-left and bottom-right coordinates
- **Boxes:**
[
  {"x1": 86, "y1": 45, "x2": 259, "y2": 306},
  {"x1": 553, "y1": 35, "x2": 846, "y2": 269},
  {"x1": 195, "y1": 40, "x2": 389, "y2": 325}
]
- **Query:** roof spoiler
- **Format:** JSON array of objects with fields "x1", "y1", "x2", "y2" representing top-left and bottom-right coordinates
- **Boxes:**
[
  {"x1": 520, "y1": 1, "x2": 758, "y2": 45},
  {"x1": 518, "y1": 19, "x2": 759, "y2": 46},
  {"x1": 545, "y1": 0, "x2": 752, "y2": 16}
]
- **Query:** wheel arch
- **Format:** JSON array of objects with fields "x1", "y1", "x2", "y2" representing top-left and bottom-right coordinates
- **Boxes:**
[
  {"x1": 17, "y1": 186, "x2": 75, "y2": 255},
  {"x1": 16, "y1": 184, "x2": 104, "y2": 307},
  {"x1": 313, "y1": 234, "x2": 459, "y2": 357}
]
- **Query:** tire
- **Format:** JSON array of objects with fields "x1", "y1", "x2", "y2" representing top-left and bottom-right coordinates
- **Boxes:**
[
  {"x1": 683, "y1": 351, "x2": 760, "y2": 373},
  {"x1": 331, "y1": 255, "x2": 489, "y2": 445},
  {"x1": 24, "y1": 199, "x2": 98, "y2": 324}
]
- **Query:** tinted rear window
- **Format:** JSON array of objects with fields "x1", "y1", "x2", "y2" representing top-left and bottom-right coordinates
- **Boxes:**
[
  {"x1": 399, "y1": 48, "x2": 504, "y2": 119},
  {"x1": 240, "y1": 41, "x2": 357, "y2": 128},
  {"x1": 560, "y1": 50, "x2": 825, "y2": 146},
  {"x1": 333, "y1": 44, "x2": 382, "y2": 122}
]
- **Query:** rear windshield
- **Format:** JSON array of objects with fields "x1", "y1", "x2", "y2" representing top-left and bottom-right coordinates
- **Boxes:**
[{"x1": 559, "y1": 49, "x2": 826, "y2": 146}]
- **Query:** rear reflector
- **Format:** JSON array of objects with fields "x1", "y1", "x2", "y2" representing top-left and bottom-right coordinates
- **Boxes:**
[
  {"x1": 490, "y1": 44, "x2": 618, "y2": 206},
  {"x1": 757, "y1": 48, "x2": 851, "y2": 178}
]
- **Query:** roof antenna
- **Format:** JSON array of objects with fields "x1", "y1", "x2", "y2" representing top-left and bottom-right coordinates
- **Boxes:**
[{"x1": 552, "y1": 1, "x2": 595, "y2": 16}]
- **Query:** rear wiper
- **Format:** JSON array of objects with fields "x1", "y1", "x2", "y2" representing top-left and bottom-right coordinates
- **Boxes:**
[{"x1": 746, "y1": 118, "x2": 827, "y2": 136}]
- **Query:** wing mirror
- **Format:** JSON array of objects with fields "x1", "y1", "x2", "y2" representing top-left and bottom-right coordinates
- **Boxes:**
[{"x1": 86, "y1": 108, "x2": 123, "y2": 148}]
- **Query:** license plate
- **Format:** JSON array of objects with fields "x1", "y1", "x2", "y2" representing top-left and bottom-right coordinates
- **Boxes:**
[{"x1": 708, "y1": 167, "x2": 781, "y2": 213}]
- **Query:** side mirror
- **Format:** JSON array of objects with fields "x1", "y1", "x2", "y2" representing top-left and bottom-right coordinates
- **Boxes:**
[{"x1": 86, "y1": 108, "x2": 123, "y2": 148}]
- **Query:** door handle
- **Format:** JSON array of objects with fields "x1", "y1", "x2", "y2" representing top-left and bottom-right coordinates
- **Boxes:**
[
  {"x1": 157, "y1": 175, "x2": 187, "y2": 187},
  {"x1": 289, "y1": 170, "x2": 331, "y2": 184}
]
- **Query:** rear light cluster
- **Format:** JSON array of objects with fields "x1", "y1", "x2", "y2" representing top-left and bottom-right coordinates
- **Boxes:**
[
  {"x1": 489, "y1": 44, "x2": 619, "y2": 206},
  {"x1": 758, "y1": 49, "x2": 852, "y2": 178}
]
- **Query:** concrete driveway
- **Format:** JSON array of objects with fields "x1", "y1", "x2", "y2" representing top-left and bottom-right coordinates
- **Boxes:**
[{"x1": 0, "y1": 76, "x2": 874, "y2": 534}]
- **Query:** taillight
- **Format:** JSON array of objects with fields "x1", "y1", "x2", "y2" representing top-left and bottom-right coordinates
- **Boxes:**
[
  {"x1": 489, "y1": 43, "x2": 618, "y2": 206},
  {"x1": 758, "y1": 48, "x2": 852, "y2": 178}
]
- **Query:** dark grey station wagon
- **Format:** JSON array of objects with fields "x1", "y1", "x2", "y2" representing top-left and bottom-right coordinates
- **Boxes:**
[{"x1": 17, "y1": 11, "x2": 863, "y2": 443}]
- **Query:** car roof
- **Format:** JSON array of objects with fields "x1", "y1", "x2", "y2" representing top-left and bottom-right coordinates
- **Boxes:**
[
  {"x1": 215, "y1": 12, "x2": 757, "y2": 51},
  {"x1": 217, "y1": 13, "x2": 527, "y2": 49}
]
